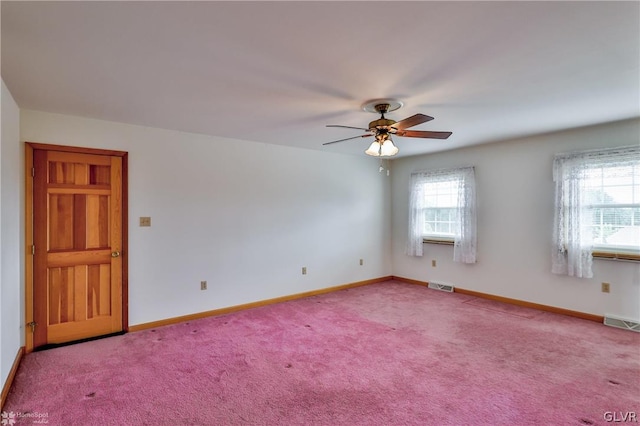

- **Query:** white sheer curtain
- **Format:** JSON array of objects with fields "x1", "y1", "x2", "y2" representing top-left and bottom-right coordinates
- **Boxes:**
[
  {"x1": 453, "y1": 167, "x2": 477, "y2": 263},
  {"x1": 407, "y1": 166, "x2": 477, "y2": 263},
  {"x1": 552, "y1": 145, "x2": 639, "y2": 278}
]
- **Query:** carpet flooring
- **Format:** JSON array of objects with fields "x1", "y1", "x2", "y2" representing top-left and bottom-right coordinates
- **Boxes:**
[{"x1": 4, "y1": 281, "x2": 639, "y2": 425}]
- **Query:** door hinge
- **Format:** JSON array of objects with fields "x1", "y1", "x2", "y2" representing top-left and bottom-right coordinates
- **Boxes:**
[
  {"x1": 31, "y1": 167, "x2": 35, "y2": 177},
  {"x1": 31, "y1": 245, "x2": 35, "y2": 255},
  {"x1": 27, "y1": 321, "x2": 37, "y2": 333}
]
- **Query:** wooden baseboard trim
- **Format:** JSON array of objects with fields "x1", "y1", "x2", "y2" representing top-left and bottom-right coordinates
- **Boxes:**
[
  {"x1": 1, "y1": 346, "x2": 25, "y2": 411},
  {"x1": 391, "y1": 276, "x2": 430, "y2": 287},
  {"x1": 454, "y1": 288, "x2": 604, "y2": 322},
  {"x1": 391, "y1": 276, "x2": 603, "y2": 323},
  {"x1": 130, "y1": 276, "x2": 393, "y2": 332}
]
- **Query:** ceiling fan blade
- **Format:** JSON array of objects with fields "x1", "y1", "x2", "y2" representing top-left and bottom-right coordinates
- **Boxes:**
[
  {"x1": 322, "y1": 134, "x2": 373, "y2": 146},
  {"x1": 326, "y1": 124, "x2": 371, "y2": 131},
  {"x1": 391, "y1": 114, "x2": 434, "y2": 131},
  {"x1": 396, "y1": 130, "x2": 452, "y2": 139}
]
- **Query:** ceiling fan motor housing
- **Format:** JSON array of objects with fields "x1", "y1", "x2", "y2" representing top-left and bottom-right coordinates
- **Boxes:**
[
  {"x1": 369, "y1": 103, "x2": 397, "y2": 132},
  {"x1": 369, "y1": 118, "x2": 397, "y2": 132}
]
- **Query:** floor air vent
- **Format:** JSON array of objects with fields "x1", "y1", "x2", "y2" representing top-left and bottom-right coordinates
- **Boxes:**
[
  {"x1": 427, "y1": 282, "x2": 454, "y2": 292},
  {"x1": 604, "y1": 314, "x2": 640, "y2": 332}
]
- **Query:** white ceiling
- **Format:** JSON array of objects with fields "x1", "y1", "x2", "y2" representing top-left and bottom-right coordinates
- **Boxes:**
[{"x1": 2, "y1": 1, "x2": 639, "y2": 158}]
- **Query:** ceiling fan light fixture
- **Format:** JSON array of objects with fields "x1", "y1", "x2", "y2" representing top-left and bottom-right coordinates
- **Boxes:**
[
  {"x1": 365, "y1": 141, "x2": 382, "y2": 156},
  {"x1": 380, "y1": 138, "x2": 399, "y2": 156},
  {"x1": 365, "y1": 137, "x2": 399, "y2": 157}
]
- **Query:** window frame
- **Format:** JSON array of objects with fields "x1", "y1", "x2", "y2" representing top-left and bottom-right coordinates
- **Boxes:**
[
  {"x1": 418, "y1": 175, "x2": 462, "y2": 243},
  {"x1": 553, "y1": 146, "x2": 640, "y2": 273},
  {"x1": 407, "y1": 166, "x2": 477, "y2": 264},
  {"x1": 584, "y1": 161, "x2": 639, "y2": 258}
]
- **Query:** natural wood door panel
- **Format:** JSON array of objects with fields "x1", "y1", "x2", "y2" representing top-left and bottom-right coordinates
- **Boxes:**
[
  {"x1": 86, "y1": 195, "x2": 110, "y2": 249},
  {"x1": 48, "y1": 194, "x2": 75, "y2": 251},
  {"x1": 93, "y1": 264, "x2": 112, "y2": 317},
  {"x1": 48, "y1": 267, "x2": 73, "y2": 325},
  {"x1": 47, "y1": 193, "x2": 111, "y2": 252},
  {"x1": 47, "y1": 264, "x2": 112, "y2": 327},
  {"x1": 90, "y1": 165, "x2": 111, "y2": 185}
]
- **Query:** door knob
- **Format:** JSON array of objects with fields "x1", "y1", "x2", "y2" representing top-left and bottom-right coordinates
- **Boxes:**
[{"x1": 111, "y1": 251, "x2": 120, "y2": 258}]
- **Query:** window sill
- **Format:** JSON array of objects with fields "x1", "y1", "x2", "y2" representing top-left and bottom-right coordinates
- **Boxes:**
[
  {"x1": 423, "y1": 238, "x2": 454, "y2": 246},
  {"x1": 593, "y1": 251, "x2": 640, "y2": 262},
  {"x1": 418, "y1": 243, "x2": 639, "y2": 261}
]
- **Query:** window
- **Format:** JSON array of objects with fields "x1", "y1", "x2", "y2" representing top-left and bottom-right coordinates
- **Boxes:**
[
  {"x1": 407, "y1": 166, "x2": 476, "y2": 263},
  {"x1": 583, "y1": 164, "x2": 639, "y2": 252},
  {"x1": 422, "y1": 179, "x2": 459, "y2": 239},
  {"x1": 552, "y1": 145, "x2": 640, "y2": 278}
]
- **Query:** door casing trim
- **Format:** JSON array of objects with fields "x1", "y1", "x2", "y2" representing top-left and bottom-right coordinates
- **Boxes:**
[{"x1": 25, "y1": 142, "x2": 129, "y2": 353}]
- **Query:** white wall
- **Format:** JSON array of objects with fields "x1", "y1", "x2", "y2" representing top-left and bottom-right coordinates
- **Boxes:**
[
  {"x1": 6, "y1": 106, "x2": 637, "y2": 375},
  {"x1": 1, "y1": 79, "x2": 23, "y2": 386},
  {"x1": 391, "y1": 118, "x2": 640, "y2": 319},
  {"x1": 20, "y1": 110, "x2": 392, "y2": 326}
]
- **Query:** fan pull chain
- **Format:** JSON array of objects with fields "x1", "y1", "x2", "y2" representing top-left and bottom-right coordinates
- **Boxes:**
[{"x1": 379, "y1": 159, "x2": 390, "y2": 176}]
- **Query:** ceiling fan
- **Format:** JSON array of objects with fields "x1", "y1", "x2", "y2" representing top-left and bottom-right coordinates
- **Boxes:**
[{"x1": 323, "y1": 99, "x2": 452, "y2": 157}]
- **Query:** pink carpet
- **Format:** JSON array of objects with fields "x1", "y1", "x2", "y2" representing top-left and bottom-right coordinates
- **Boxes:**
[{"x1": 4, "y1": 281, "x2": 639, "y2": 425}]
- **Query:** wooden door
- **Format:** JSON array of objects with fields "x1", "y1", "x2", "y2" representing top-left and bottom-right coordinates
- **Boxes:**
[{"x1": 32, "y1": 148, "x2": 124, "y2": 348}]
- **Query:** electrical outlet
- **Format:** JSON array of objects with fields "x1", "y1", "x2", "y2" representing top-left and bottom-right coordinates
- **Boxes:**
[
  {"x1": 302, "y1": 267, "x2": 307, "y2": 275},
  {"x1": 432, "y1": 259, "x2": 437, "y2": 267},
  {"x1": 139, "y1": 217, "x2": 151, "y2": 227},
  {"x1": 601, "y1": 282, "x2": 610, "y2": 293},
  {"x1": 359, "y1": 259, "x2": 364, "y2": 266},
  {"x1": 201, "y1": 281, "x2": 207, "y2": 291}
]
